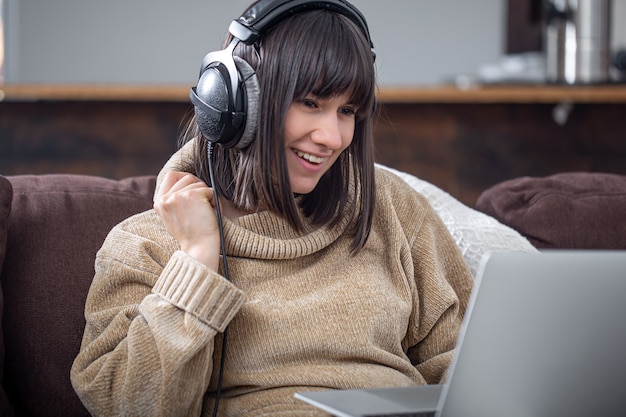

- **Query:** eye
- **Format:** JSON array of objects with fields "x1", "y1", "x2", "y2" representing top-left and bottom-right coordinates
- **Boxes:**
[
  {"x1": 339, "y1": 106, "x2": 357, "y2": 117},
  {"x1": 300, "y1": 98, "x2": 318, "y2": 109}
]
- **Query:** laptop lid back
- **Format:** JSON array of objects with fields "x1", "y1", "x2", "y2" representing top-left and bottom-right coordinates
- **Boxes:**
[{"x1": 438, "y1": 250, "x2": 626, "y2": 417}]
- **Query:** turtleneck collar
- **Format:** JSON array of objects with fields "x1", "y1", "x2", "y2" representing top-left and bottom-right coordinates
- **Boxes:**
[{"x1": 155, "y1": 138, "x2": 354, "y2": 261}]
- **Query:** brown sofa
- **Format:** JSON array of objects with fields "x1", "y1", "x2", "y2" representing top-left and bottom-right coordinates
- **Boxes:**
[
  {"x1": 0, "y1": 174, "x2": 156, "y2": 417},
  {"x1": 0, "y1": 170, "x2": 624, "y2": 417}
]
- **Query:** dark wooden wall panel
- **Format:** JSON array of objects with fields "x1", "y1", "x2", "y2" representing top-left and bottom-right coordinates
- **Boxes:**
[
  {"x1": 375, "y1": 102, "x2": 626, "y2": 204},
  {"x1": 2, "y1": 99, "x2": 626, "y2": 206},
  {"x1": 1, "y1": 101, "x2": 188, "y2": 179}
]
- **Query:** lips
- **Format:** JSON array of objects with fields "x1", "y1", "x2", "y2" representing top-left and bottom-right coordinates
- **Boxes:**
[{"x1": 294, "y1": 150, "x2": 325, "y2": 164}]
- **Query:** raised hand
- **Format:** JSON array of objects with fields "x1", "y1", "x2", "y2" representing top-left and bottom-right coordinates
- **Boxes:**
[{"x1": 154, "y1": 171, "x2": 222, "y2": 271}]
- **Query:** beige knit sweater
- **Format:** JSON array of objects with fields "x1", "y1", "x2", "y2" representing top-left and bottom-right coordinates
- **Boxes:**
[{"x1": 70, "y1": 146, "x2": 474, "y2": 417}]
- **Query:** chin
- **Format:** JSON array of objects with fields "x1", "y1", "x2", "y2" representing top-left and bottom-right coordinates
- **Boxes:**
[
  {"x1": 292, "y1": 187, "x2": 316, "y2": 195},
  {"x1": 290, "y1": 181, "x2": 319, "y2": 195}
]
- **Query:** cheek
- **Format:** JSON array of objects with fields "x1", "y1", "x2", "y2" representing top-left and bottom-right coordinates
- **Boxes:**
[
  {"x1": 283, "y1": 108, "x2": 305, "y2": 145},
  {"x1": 340, "y1": 121, "x2": 356, "y2": 150}
]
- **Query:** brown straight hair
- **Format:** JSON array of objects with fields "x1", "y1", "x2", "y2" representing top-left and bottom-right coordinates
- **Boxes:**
[{"x1": 180, "y1": 9, "x2": 377, "y2": 254}]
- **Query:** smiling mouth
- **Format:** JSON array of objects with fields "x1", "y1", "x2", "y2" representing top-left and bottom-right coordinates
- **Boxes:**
[{"x1": 294, "y1": 150, "x2": 325, "y2": 164}]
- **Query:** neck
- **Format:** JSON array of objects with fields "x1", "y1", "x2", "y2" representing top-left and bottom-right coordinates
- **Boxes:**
[{"x1": 219, "y1": 197, "x2": 260, "y2": 219}]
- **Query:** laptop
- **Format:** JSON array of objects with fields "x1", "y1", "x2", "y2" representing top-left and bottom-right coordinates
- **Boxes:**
[{"x1": 295, "y1": 250, "x2": 626, "y2": 417}]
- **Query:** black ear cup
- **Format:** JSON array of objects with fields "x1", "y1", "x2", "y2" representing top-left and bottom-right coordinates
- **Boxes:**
[
  {"x1": 192, "y1": 63, "x2": 236, "y2": 146},
  {"x1": 189, "y1": 45, "x2": 258, "y2": 148},
  {"x1": 191, "y1": 53, "x2": 259, "y2": 150}
]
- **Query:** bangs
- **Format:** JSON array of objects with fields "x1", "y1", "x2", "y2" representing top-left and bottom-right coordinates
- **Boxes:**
[{"x1": 270, "y1": 10, "x2": 376, "y2": 118}]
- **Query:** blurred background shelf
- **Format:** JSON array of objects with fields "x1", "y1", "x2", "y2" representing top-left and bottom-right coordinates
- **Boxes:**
[{"x1": 3, "y1": 83, "x2": 626, "y2": 103}]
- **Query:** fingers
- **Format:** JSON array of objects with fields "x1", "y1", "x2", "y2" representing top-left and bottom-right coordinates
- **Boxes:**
[
  {"x1": 155, "y1": 172, "x2": 217, "y2": 209},
  {"x1": 153, "y1": 171, "x2": 217, "y2": 235},
  {"x1": 153, "y1": 171, "x2": 222, "y2": 270},
  {"x1": 156, "y1": 171, "x2": 206, "y2": 201}
]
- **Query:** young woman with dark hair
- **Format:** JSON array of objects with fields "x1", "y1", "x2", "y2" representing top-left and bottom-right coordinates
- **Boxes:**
[
  {"x1": 70, "y1": 2, "x2": 473, "y2": 416},
  {"x1": 190, "y1": 8, "x2": 377, "y2": 253}
]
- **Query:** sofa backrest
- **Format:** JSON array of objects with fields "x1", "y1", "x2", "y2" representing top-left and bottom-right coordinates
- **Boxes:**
[
  {"x1": 0, "y1": 174, "x2": 156, "y2": 417},
  {"x1": 0, "y1": 176, "x2": 13, "y2": 417}
]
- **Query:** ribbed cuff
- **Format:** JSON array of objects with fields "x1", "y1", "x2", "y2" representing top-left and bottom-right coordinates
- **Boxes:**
[{"x1": 152, "y1": 251, "x2": 245, "y2": 332}]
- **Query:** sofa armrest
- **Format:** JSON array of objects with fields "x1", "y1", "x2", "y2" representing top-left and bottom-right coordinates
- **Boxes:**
[{"x1": 475, "y1": 172, "x2": 626, "y2": 249}]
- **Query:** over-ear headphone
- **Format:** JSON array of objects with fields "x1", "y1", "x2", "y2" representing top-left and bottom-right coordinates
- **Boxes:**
[{"x1": 189, "y1": 0, "x2": 375, "y2": 149}]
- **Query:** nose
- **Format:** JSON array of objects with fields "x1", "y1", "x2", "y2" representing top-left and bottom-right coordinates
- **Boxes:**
[{"x1": 310, "y1": 112, "x2": 344, "y2": 150}]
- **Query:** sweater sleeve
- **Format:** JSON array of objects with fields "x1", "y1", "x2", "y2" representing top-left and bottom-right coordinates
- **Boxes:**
[
  {"x1": 405, "y1": 201, "x2": 474, "y2": 384},
  {"x1": 70, "y1": 211, "x2": 246, "y2": 417}
]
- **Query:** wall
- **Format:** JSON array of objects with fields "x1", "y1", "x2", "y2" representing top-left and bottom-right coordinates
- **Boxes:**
[
  {"x1": 3, "y1": 0, "x2": 504, "y2": 86},
  {"x1": 3, "y1": 1, "x2": 626, "y2": 86}
]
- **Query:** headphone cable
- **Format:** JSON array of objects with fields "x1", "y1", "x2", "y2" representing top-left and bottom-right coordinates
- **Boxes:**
[{"x1": 207, "y1": 141, "x2": 230, "y2": 417}]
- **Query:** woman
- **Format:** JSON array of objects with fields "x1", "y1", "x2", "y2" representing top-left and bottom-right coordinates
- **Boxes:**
[{"x1": 70, "y1": 1, "x2": 474, "y2": 416}]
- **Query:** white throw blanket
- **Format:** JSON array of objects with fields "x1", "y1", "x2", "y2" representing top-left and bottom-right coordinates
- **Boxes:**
[{"x1": 378, "y1": 164, "x2": 538, "y2": 278}]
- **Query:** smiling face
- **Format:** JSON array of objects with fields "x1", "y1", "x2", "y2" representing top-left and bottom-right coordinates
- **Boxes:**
[{"x1": 283, "y1": 93, "x2": 357, "y2": 194}]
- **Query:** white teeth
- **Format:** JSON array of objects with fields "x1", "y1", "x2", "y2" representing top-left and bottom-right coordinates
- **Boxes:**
[{"x1": 295, "y1": 151, "x2": 325, "y2": 164}]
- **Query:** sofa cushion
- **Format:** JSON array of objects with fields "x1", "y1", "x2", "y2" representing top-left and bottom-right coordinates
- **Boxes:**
[
  {"x1": 0, "y1": 176, "x2": 15, "y2": 417},
  {"x1": 475, "y1": 172, "x2": 626, "y2": 249},
  {"x1": 1, "y1": 174, "x2": 156, "y2": 417}
]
